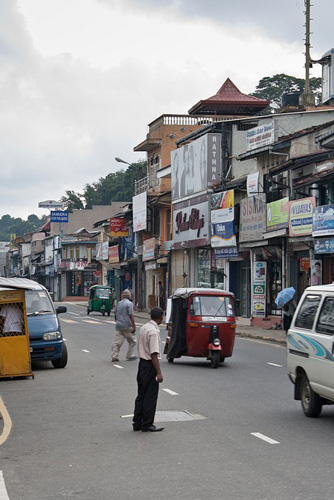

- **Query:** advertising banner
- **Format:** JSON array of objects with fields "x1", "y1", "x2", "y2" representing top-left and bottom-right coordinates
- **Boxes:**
[
  {"x1": 173, "y1": 195, "x2": 210, "y2": 248},
  {"x1": 143, "y1": 238, "x2": 156, "y2": 262},
  {"x1": 110, "y1": 217, "x2": 129, "y2": 238},
  {"x1": 311, "y1": 259, "x2": 322, "y2": 286},
  {"x1": 266, "y1": 197, "x2": 289, "y2": 232},
  {"x1": 133, "y1": 191, "x2": 147, "y2": 232},
  {"x1": 96, "y1": 242, "x2": 109, "y2": 261},
  {"x1": 108, "y1": 245, "x2": 119, "y2": 264},
  {"x1": 210, "y1": 190, "x2": 236, "y2": 247},
  {"x1": 171, "y1": 133, "x2": 222, "y2": 201},
  {"x1": 253, "y1": 261, "x2": 267, "y2": 316},
  {"x1": 246, "y1": 119, "x2": 275, "y2": 151},
  {"x1": 312, "y1": 205, "x2": 334, "y2": 237},
  {"x1": 288, "y1": 197, "x2": 315, "y2": 237},
  {"x1": 247, "y1": 172, "x2": 260, "y2": 195},
  {"x1": 239, "y1": 194, "x2": 266, "y2": 242},
  {"x1": 314, "y1": 237, "x2": 334, "y2": 254}
]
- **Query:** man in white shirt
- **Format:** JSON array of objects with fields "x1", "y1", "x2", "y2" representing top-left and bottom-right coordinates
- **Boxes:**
[{"x1": 133, "y1": 307, "x2": 164, "y2": 432}]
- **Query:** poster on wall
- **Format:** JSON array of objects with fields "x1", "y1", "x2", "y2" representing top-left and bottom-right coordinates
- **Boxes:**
[
  {"x1": 310, "y1": 260, "x2": 322, "y2": 286},
  {"x1": 210, "y1": 190, "x2": 236, "y2": 247},
  {"x1": 253, "y1": 261, "x2": 267, "y2": 316}
]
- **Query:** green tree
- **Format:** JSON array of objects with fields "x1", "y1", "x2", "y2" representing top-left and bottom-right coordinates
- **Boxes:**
[
  {"x1": 0, "y1": 214, "x2": 46, "y2": 241},
  {"x1": 60, "y1": 190, "x2": 84, "y2": 212},
  {"x1": 251, "y1": 73, "x2": 322, "y2": 111}
]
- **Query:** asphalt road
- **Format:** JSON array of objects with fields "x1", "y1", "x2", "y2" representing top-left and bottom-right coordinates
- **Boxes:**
[{"x1": 1, "y1": 303, "x2": 334, "y2": 500}]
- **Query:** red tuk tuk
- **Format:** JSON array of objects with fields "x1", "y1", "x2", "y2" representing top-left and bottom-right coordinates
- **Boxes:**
[{"x1": 164, "y1": 288, "x2": 236, "y2": 368}]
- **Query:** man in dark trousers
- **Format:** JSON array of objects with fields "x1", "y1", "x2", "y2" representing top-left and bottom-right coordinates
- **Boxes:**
[{"x1": 133, "y1": 307, "x2": 164, "y2": 432}]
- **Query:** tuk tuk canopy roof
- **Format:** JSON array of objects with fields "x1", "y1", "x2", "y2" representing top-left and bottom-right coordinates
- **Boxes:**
[{"x1": 172, "y1": 287, "x2": 234, "y2": 298}]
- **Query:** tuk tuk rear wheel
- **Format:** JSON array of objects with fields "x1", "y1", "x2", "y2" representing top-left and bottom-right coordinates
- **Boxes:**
[
  {"x1": 87, "y1": 309, "x2": 90, "y2": 315},
  {"x1": 211, "y1": 351, "x2": 220, "y2": 369},
  {"x1": 102, "y1": 311, "x2": 105, "y2": 316},
  {"x1": 167, "y1": 356, "x2": 174, "y2": 363}
]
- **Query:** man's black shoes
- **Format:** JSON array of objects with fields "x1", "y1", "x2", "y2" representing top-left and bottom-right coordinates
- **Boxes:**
[{"x1": 142, "y1": 425, "x2": 164, "y2": 432}]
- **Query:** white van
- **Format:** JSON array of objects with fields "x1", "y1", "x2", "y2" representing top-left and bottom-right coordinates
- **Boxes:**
[{"x1": 287, "y1": 284, "x2": 334, "y2": 417}]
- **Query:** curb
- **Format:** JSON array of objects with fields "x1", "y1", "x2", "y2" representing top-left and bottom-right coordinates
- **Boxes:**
[{"x1": 236, "y1": 331, "x2": 286, "y2": 346}]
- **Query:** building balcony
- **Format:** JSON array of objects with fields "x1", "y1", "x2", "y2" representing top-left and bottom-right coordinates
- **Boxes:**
[{"x1": 135, "y1": 175, "x2": 171, "y2": 195}]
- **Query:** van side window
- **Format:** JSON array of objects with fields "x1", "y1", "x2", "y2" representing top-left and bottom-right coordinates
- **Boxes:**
[
  {"x1": 316, "y1": 297, "x2": 334, "y2": 335},
  {"x1": 294, "y1": 294, "x2": 321, "y2": 330}
]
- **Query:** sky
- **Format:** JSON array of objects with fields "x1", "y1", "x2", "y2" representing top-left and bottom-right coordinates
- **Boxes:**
[{"x1": 0, "y1": 0, "x2": 333, "y2": 220}]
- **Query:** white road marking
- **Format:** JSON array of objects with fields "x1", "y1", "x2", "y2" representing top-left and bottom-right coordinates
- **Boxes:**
[
  {"x1": 82, "y1": 349, "x2": 90, "y2": 353},
  {"x1": 163, "y1": 388, "x2": 179, "y2": 396},
  {"x1": 0, "y1": 398, "x2": 12, "y2": 446},
  {"x1": 82, "y1": 319, "x2": 102, "y2": 324},
  {"x1": 267, "y1": 362, "x2": 283, "y2": 367},
  {"x1": 69, "y1": 311, "x2": 80, "y2": 316},
  {"x1": 120, "y1": 414, "x2": 134, "y2": 418},
  {"x1": 113, "y1": 365, "x2": 123, "y2": 369},
  {"x1": 251, "y1": 432, "x2": 279, "y2": 444},
  {"x1": 0, "y1": 471, "x2": 10, "y2": 500},
  {"x1": 60, "y1": 318, "x2": 79, "y2": 324}
]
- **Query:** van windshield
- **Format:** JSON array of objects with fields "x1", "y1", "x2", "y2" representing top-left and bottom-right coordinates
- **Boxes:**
[
  {"x1": 190, "y1": 295, "x2": 234, "y2": 317},
  {"x1": 26, "y1": 290, "x2": 54, "y2": 316}
]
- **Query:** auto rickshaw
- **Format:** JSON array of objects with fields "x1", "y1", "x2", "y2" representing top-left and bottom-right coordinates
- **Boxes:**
[
  {"x1": 164, "y1": 288, "x2": 236, "y2": 368},
  {"x1": 87, "y1": 285, "x2": 114, "y2": 316}
]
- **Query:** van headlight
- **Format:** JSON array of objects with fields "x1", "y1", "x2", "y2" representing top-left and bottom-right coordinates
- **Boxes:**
[{"x1": 43, "y1": 331, "x2": 62, "y2": 341}]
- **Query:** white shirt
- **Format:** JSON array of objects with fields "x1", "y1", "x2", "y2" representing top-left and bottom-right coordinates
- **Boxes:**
[{"x1": 137, "y1": 320, "x2": 161, "y2": 360}]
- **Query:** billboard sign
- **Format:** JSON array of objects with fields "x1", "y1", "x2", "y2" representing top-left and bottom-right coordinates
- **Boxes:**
[
  {"x1": 210, "y1": 190, "x2": 236, "y2": 248},
  {"x1": 246, "y1": 119, "x2": 275, "y2": 151},
  {"x1": 313, "y1": 205, "x2": 334, "y2": 237},
  {"x1": 266, "y1": 197, "x2": 289, "y2": 232},
  {"x1": 171, "y1": 133, "x2": 222, "y2": 201},
  {"x1": 38, "y1": 200, "x2": 63, "y2": 209},
  {"x1": 110, "y1": 217, "x2": 129, "y2": 238},
  {"x1": 288, "y1": 197, "x2": 315, "y2": 237},
  {"x1": 239, "y1": 194, "x2": 266, "y2": 242},
  {"x1": 50, "y1": 210, "x2": 68, "y2": 223},
  {"x1": 173, "y1": 195, "x2": 210, "y2": 248},
  {"x1": 133, "y1": 191, "x2": 147, "y2": 232}
]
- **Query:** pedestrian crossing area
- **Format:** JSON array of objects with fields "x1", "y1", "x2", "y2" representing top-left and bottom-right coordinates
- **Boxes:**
[{"x1": 61, "y1": 316, "x2": 116, "y2": 325}]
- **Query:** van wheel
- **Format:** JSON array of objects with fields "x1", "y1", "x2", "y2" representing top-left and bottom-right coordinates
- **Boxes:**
[
  {"x1": 52, "y1": 343, "x2": 68, "y2": 369},
  {"x1": 301, "y1": 375, "x2": 322, "y2": 417}
]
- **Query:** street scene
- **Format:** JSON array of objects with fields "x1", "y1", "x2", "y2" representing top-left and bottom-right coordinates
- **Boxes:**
[
  {"x1": 0, "y1": 303, "x2": 333, "y2": 500},
  {"x1": 2, "y1": 0, "x2": 334, "y2": 498}
]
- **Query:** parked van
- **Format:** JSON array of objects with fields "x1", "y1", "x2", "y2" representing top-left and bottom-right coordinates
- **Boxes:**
[
  {"x1": 287, "y1": 284, "x2": 334, "y2": 417},
  {"x1": 0, "y1": 278, "x2": 68, "y2": 368}
]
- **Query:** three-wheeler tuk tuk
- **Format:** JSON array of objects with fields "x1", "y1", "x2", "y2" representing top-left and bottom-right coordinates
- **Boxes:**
[
  {"x1": 87, "y1": 285, "x2": 114, "y2": 316},
  {"x1": 164, "y1": 288, "x2": 236, "y2": 368}
]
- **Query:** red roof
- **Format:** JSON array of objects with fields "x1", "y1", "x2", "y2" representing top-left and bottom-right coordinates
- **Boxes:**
[{"x1": 188, "y1": 78, "x2": 269, "y2": 116}]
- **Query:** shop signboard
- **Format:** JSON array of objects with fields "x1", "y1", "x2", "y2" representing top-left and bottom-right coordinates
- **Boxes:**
[
  {"x1": 239, "y1": 194, "x2": 266, "y2": 242},
  {"x1": 173, "y1": 195, "x2": 210, "y2": 248},
  {"x1": 214, "y1": 247, "x2": 239, "y2": 259},
  {"x1": 253, "y1": 261, "x2": 266, "y2": 316},
  {"x1": 133, "y1": 191, "x2": 147, "y2": 232},
  {"x1": 110, "y1": 217, "x2": 129, "y2": 238},
  {"x1": 312, "y1": 205, "x2": 334, "y2": 237},
  {"x1": 247, "y1": 172, "x2": 260, "y2": 195},
  {"x1": 266, "y1": 197, "x2": 289, "y2": 232},
  {"x1": 210, "y1": 190, "x2": 236, "y2": 248},
  {"x1": 50, "y1": 210, "x2": 68, "y2": 223},
  {"x1": 288, "y1": 197, "x2": 315, "y2": 237},
  {"x1": 108, "y1": 245, "x2": 119, "y2": 264},
  {"x1": 96, "y1": 242, "x2": 109, "y2": 261},
  {"x1": 171, "y1": 133, "x2": 222, "y2": 201},
  {"x1": 246, "y1": 119, "x2": 275, "y2": 151},
  {"x1": 314, "y1": 237, "x2": 334, "y2": 254},
  {"x1": 143, "y1": 238, "x2": 156, "y2": 262}
]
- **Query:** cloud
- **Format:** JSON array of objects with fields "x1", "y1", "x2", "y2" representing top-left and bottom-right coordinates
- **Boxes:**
[{"x1": 0, "y1": 0, "x2": 328, "y2": 220}]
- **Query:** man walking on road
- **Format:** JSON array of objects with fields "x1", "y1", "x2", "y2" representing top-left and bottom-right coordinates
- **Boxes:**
[
  {"x1": 133, "y1": 307, "x2": 164, "y2": 432},
  {"x1": 111, "y1": 289, "x2": 136, "y2": 362}
]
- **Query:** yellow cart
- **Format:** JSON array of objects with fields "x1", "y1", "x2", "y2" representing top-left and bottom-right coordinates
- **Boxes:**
[{"x1": 0, "y1": 286, "x2": 33, "y2": 379}]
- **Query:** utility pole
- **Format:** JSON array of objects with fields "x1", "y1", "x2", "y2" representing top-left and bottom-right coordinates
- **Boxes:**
[{"x1": 299, "y1": 0, "x2": 315, "y2": 107}]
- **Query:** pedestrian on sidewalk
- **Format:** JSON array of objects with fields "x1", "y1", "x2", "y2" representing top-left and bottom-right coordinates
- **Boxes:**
[
  {"x1": 283, "y1": 298, "x2": 296, "y2": 334},
  {"x1": 133, "y1": 307, "x2": 164, "y2": 433},
  {"x1": 111, "y1": 289, "x2": 136, "y2": 362}
]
